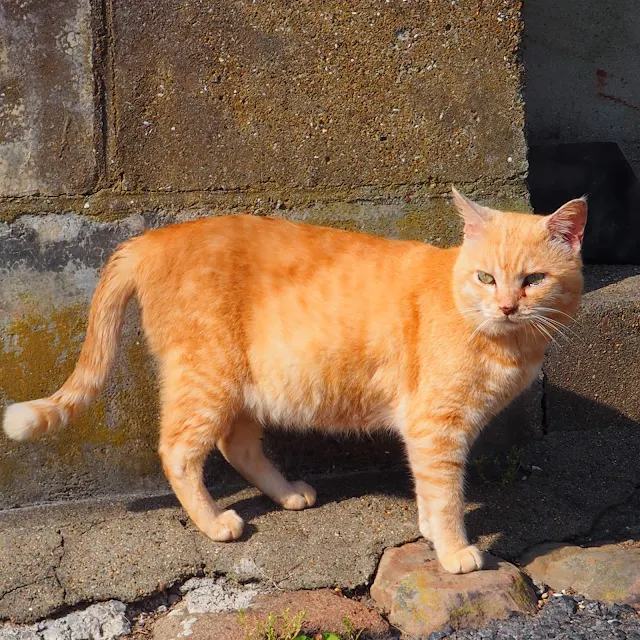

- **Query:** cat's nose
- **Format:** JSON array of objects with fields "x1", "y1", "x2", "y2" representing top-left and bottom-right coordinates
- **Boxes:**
[{"x1": 499, "y1": 304, "x2": 518, "y2": 316}]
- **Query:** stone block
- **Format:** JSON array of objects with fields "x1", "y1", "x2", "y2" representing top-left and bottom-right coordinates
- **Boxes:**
[
  {"x1": 522, "y1": 543, "x2": 640, "y2": 605},
  {"x1": 545, "y1": 266, "x2": 640, "y2": 432},
  {"x1": 370, "y1": 541, "x2": 537, "y2": 637},
  {"x1": 0, "y1": 213, "x2": 163, "y2": 509},
  {"x1": 111, "y1": 0, "x2": 527, "y2": 191},
  {"x1": 0, "y1": 0, "x2": 96, "y2": 196},
  {"x1": 523, "y1": 0, "x2": 640, "y2": 146}
]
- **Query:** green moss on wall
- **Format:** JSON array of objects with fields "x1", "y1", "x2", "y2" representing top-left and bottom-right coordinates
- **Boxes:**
[{"x1": 0, "y1": 302, "x2": 161, "y2": 494}]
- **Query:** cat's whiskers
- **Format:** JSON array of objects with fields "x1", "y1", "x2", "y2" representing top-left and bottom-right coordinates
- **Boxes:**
[
  {"x1": 467, "y1": 318, "x2": 492, "y2": 343},
  {"x1": 531, "y1": 309, "x2": 581, "y2": 342},
  {"x1": 534, "y1": 306, "x2": 576, "y2": 322},
  {"x1": 529, "y1": 318, "x2": 556, "y2": 345},
  {"x1": 534, "y1": 316, "x2": 571, "y2": 343},
  {"x1": 538, "y1": 315, "x2": 575, "y2": 340},
  {"x1": 458, "y1": 307, "x2": 482, "y2": 318}
]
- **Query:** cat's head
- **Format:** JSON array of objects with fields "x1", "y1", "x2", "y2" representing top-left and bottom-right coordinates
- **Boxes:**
[{"x1": 451, "y1": 187, "x2": 587, "y2": 338}]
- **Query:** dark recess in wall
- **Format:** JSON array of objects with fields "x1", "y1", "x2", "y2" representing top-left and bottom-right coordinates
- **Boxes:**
[{"x1": 522, "y1": 0, "x2": 640, "y2": 265}]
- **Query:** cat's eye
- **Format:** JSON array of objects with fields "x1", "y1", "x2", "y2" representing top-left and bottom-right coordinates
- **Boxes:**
[
  {"x1": 476, "y1": 271, "x2": 495, "y2": 285},
  {"x1": 523, "y1": 272, "x2": 545, "y2": 287}
]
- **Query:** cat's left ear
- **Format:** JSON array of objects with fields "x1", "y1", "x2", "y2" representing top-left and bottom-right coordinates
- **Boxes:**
[
  {"x1": 544, "y1": 197, "x2": 588, "y2": 254},
  {"x1": 451, "y1": 186, "x2": 492, "y2": 240}
]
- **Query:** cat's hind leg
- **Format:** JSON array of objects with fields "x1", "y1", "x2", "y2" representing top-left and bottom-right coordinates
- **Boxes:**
[
  {"x1": 217, "y1": 417, "x2": 316, "y2": 511},
  {"x1": 158, "y1": 402, "x2": 244, "y2": 542}
]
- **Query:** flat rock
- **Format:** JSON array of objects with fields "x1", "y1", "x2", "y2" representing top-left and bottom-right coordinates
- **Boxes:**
[
  {"x1": 152, "y1": 589, "x2": 389, "y2": 640},
  {"x1": 0, "y1": 528, "x2": 64, "y2": 623},
  {"x1": 522, "y1": 542, "x2": 640, "y2": 605},
  {"x1": 371, "y1": 541, "x2": 537, "y2": 637},
  {"x1": 196, "y1": 482, "x2": 419, "y2": 591},
  {"x1": 57, "y1": 512, "x2": 202, "y2": 606}
]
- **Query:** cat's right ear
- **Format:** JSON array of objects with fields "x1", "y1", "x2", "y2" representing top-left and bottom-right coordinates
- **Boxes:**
[{"x1": 451, "y1": 186, "x2": 492, "y2": 240}]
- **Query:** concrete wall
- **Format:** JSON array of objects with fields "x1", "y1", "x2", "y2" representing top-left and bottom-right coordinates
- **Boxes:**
[
  {"x1": 523, "y1": 0, "x2": 640, "y2": 171},
  {"x1": 0, "y1": 0, "x2": 532, "y2": 507}
]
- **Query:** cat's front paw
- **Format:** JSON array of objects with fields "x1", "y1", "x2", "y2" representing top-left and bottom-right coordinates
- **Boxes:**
[
  {"x1": 439, "y1": 545, "x2": 484, "y2": 574},
  {"x1": 280, "y1": 480, "x2": 317, "y2": 510}
]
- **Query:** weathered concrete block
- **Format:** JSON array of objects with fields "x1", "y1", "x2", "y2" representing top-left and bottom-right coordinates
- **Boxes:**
[
  {"x1": 0, "y1": 0, "x2": 96, "y2": 196},
  {"x1": 545, "y1": 266, "x2": 640, "y2": 432},
  {"x1": 0, "y1": 213, "x2": 163, "y2": 509},
  {"x1": 111, "y1": 0, "x2": 527, "y2": 192}
]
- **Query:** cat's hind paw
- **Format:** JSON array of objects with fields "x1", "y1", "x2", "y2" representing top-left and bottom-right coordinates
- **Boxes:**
[
  {"x1": 202, "y1": 509, "x2": 244, "y2": 542},
  {"x1": 280, "y1": 480, "x2": 317, "y2": 510},
  {"x1": 439, "y1": 545, "x2": 484, "y2": 574}
]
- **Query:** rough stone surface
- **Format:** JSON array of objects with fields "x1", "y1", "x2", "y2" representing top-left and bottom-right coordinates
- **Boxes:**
[
  {"x1": 522, "y1": 543, "x2": 640, "y2": 605},
  {"x1": 470, "y1": 422, "x2": 640, "y2": 560},
  {"x1": 545, "y1": 268, "x2": 640, "y2": 432},
  {"x1": 0, "y1": 528, "x2": 64, "y2": 622},
  {"x1": 179, "y1": 577, "x2": 264, "y2": 614},
  {"x1": 1, "y1": 431, "x2": 640, "y2": 626},
  {"x1": 111, "y1": 0, "x2": 527, "y2": 191},
  {"x1": 0, "y1": 0, "x2": 96, "y2": 196},
  {"x1": 371, "y1": 542, "x2": 537, "y2": 637},
  {"x1": 0, "y1": 601, "x2": 130, "y2": 640},
  {"x1": 57, "y1": 512, "x2": 202, "y2": 606},
  {"x1": 195, "y1": 477, "x2": 418, "y2": 591},
  {"x1": 588, "y1": 486, "x2": 640, "y2": 542},
  {"x1": 153, "y1": 589, "x2": 390, "y2": 640},
  {"x1": 0, "y1": 474, "x2": 419, "y2": 623}
]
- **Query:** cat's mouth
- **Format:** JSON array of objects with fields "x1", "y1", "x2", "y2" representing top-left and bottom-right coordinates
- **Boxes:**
[{"x1": 484, "y1": 314, "x2": 527, "y2": 334}]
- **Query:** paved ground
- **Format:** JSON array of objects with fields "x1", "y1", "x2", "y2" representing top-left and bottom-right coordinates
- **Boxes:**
[{"x1": 1, "y1": 419, "x2": 639, "y2": 632}]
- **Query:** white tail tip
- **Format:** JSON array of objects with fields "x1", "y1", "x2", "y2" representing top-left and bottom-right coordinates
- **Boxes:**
[{"x1": 3, "y1": 401, "x2": 51, "y2": 441}]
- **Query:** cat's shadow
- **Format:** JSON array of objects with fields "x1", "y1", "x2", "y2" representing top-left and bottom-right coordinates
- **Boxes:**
[{"x1": 127, "y1": 467, "x2": 415, "y2": 521}]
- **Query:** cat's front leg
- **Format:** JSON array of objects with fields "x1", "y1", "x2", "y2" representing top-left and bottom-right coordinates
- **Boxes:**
[{"x1": 405, "y1": 427, "x2": 483, "y2": 574}]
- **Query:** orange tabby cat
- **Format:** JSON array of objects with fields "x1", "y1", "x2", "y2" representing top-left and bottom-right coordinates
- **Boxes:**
[{"x1": 2, "y1": 188, "x2": 586, "y2": 574}]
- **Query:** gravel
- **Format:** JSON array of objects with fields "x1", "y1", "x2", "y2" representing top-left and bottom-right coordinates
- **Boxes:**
[
  {"x1": 423, "y1": 595, "x2": 640, "y2": 640},
  {"x1": 0, "y1": 601, "x2": 130, "y2": 640},
  {"x1": 178, "y1": 576, "x2": 264, "y2": 614},
  {"x1": 2, "y1": 592, "x2": 638, "y2": 640}
]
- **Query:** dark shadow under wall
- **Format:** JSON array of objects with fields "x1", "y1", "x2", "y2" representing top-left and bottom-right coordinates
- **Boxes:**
[{"x1": 522, "y1": 0, "x2": 640, "y2": 265}]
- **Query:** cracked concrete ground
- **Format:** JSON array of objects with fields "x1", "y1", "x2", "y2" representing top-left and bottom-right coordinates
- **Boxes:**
[{"x1": 1, "y1": 416, "x2": 639, "y2": 625}]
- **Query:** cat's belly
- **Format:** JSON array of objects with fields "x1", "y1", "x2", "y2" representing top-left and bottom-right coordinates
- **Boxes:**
[{"x1": 241, "y1": 382, "x2": 395, "y2": 432}]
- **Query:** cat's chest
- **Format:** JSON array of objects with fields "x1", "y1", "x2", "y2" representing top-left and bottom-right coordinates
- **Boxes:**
[{"x1": 479, "y1": 351, "x2": 542, "y2": 400}]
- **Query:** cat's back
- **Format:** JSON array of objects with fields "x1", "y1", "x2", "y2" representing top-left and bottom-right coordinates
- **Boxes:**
[{"x1": 135, "y1": 214, "x2": 440, "y2": 281}]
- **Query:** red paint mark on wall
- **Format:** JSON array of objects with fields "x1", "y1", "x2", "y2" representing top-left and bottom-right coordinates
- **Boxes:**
[
  {"x1": 595, "y1": 68, "x2": 640, "y2": 111},
  {"x1": 596, "y1": 68, "x2": 607, "y2": 89}
]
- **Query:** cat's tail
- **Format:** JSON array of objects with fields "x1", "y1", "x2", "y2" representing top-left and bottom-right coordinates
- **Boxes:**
[{"x1": 2, "y1": 239, "x2": 140, "y2": 441}]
